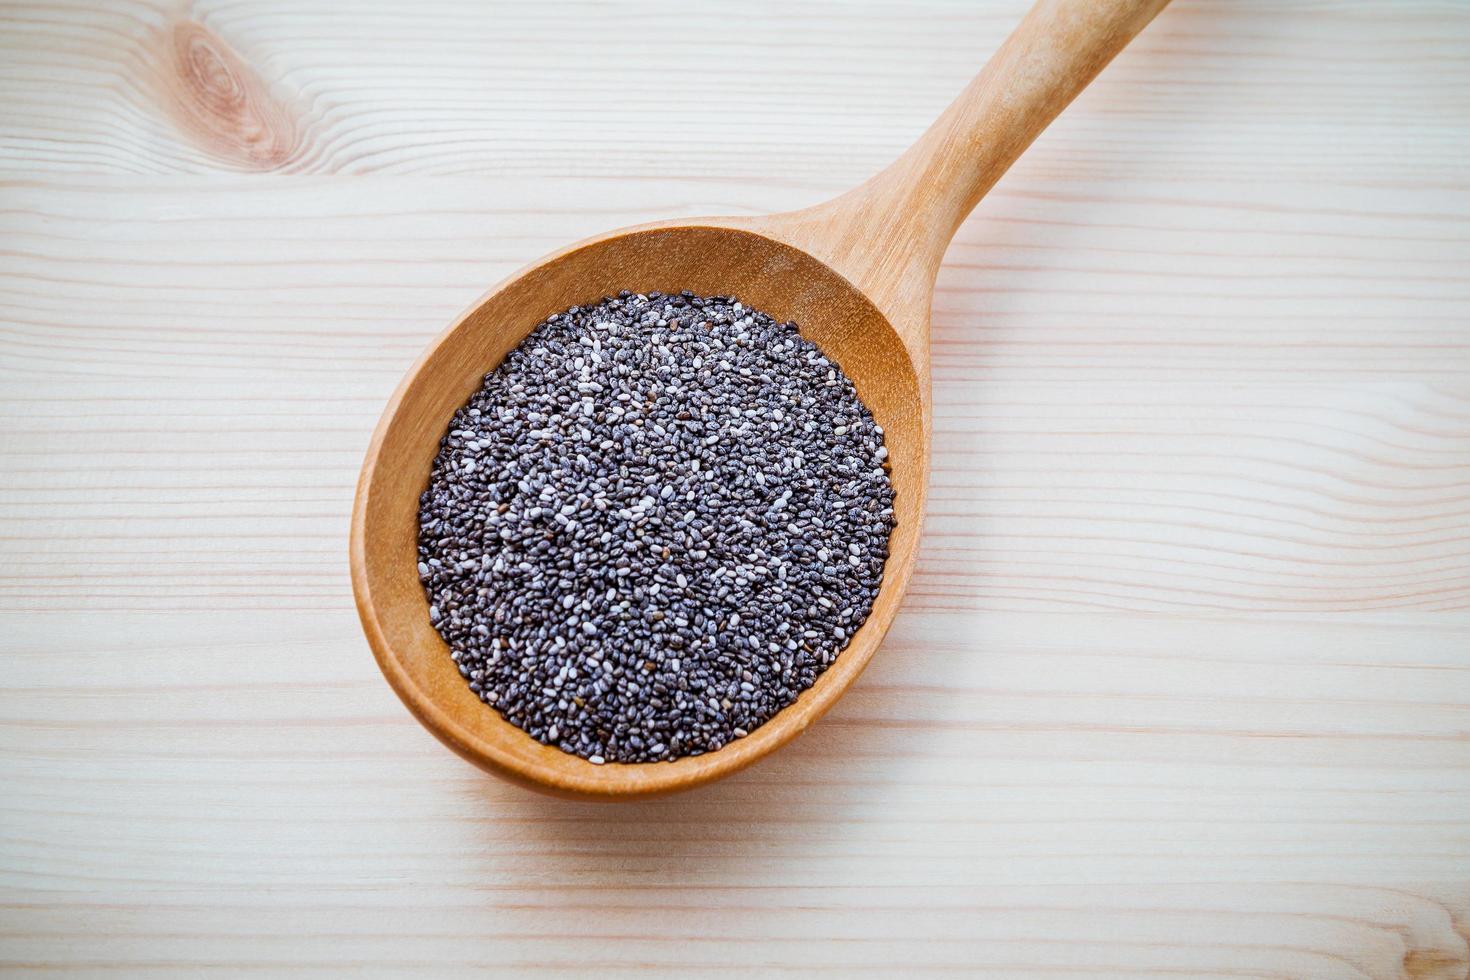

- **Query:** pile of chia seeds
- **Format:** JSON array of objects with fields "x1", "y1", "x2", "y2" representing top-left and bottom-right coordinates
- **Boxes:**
[{"x1": 417, "y1": 290, "x2": 894, "y2": 764}]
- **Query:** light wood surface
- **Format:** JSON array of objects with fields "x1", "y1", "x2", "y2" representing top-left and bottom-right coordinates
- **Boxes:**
[
  {"x1": 3, "y1": 0, "x2": 1469, "y2": 974},
  {"x1": 353, "y1": 0, "x2": 1168, "y2": 799}
]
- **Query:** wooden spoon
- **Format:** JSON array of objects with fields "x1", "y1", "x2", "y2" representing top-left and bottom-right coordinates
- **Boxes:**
[{"x1": 351, "y1": 0, "x2": 1170, "y2": 798}]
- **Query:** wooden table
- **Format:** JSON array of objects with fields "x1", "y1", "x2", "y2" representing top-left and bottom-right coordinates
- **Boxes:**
[{"x1": 3, "y1": 1, "x2": 1468, "y2": 975}]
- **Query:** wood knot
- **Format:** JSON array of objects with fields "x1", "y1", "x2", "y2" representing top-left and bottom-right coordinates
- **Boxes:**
[
  {"x1": 160, "y1": 20, "x2": 301, "y2": 170},
  {"x1": 1403, "y1": 948, "x2": 1470, "y2": 980}
]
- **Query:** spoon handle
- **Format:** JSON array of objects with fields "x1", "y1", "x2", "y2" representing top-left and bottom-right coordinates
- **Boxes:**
[
  {"x1": 775, "y1": 0, "x2": 1169, "y2": 346},
  {"x1": 883, "y1": 0, "x2": 1171, "y2": 243}
]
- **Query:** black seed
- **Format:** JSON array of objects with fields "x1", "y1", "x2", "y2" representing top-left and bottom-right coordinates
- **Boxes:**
[{"x1": 417, "y1": 293, "x2": 895, "y2": 763}]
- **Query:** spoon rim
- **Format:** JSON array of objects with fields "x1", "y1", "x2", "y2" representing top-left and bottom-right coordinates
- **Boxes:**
[{"x1": 350, "y1": 218, "x2": 928, "y2": 798}]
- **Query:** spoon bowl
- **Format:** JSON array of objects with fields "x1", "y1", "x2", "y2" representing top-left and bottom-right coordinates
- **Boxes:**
[
  {"x1": 352, "y1": 221, "x2": 926, "y2": 797},
  {"x1": 351, "y1": 0, "x2": 1169, "y2": 797}
]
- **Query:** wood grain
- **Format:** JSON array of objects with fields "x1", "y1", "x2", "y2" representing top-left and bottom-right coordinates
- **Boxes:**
[{"x1": 2, "y1": 0, "x2": 1469, "y2": 975}]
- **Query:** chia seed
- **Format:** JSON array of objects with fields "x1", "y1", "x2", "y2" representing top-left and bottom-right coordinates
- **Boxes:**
[{"x1": 417, "y1": 290, "x2": 895, "y2": 763}]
